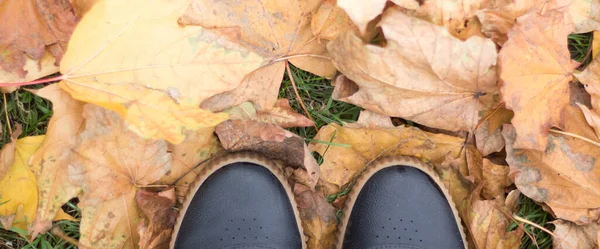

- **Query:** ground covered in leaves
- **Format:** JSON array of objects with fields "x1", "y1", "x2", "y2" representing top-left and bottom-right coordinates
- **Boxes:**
[{"x1": 1, "y1": 0, "x2": 600, "y2": 249}]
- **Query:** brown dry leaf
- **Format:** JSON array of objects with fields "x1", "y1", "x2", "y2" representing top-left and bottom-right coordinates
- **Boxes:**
[
  {"x1": 327, "y1": 7, "x2": 498, "y2": 133},
  {"x1": 503, "y1": 107, "x2": 600, "y2": 224},
  {"x1": 0, "y1": 126, "x2": 21, "y2": 179},
  {"x1": 180, "y1": 0, "x2": 336, "y2": 112},
  {"x1": 481, "y1": 159, "x2": 511, "y2": 198},
  {"x1": 475, "y1": 121, "x2": 505, "y2": 156},
  {"x1": 29, "y1": 84, "x2": 85, "y2": 237},
  {"x1": 461, "y1": 185, "x2": 524, "y2": 248},
  {"x1": 136, "y1": 189, "x2": 176, "y2": 249},
  {"x1": 157, "y1": 128, "x2": 221, "y2": 202},
  {"x1": 215, "y1": 120, "x2": 320, "y2": 188},
  {"x1": 553, "y1": 220, "x2": 600, "y2": 249},
  {"x1": 336, "y1": 0, "x2": 387, "y2": 34},
  {"x1": 311, "y1": 111, "x2": 473, "y2": 206},
  {"x1": 293, "y1": 183, "x2": 337, "y2": 249},
  {"x1": 0, "y1": 0, "x2": 78, "y2": 93},
  {"x1": 225, "y1": 99, "x2": 314, "y2": 128},
  {"x1": 575, "y1": 55, "x2": 600, "y2": 140},
  {"x1": 57, "y1": 0, "x2": 268, "y2": 144},
  {"x1": 71, "y1": 105, "x2": 171, "y2": 249},
  {"x1": 476, "y1": 0, "x2": 546, "y2": 46},
  {"x1": 312, "y1": 0, "x2": 359, "y2": 42},
  {"x1": 69, "y1": 0, "x2": 100, "y2": 16},
  {"x1": 569, "y1": 0, "x2": 600, "y2": 33},
  {"x1": 498, "y1": 7, "x2": 574, "y2": 151}
]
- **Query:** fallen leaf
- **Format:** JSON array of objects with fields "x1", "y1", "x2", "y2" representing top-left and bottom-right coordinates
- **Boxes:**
[
  {"x1": 498, "y1": 7, "x2": 574, "y2": 151},
  {"x1": 481, "y1": 159, "x2": 512, "y2": 198},
  {"x1": 575, "y1": 55, "x2": 600, "y2": 140},
  {"x1": 58, "y1": 0, "x2": 267, "y2": 143},
  {"x1": 72, "y1": 105, "x2": 171, "y2": 249},
  {"x1": 476, "y1": 0, "x2": 546, "y2": 45},
  {"x1": 69, "y1": 0, "x2": 99, "y2": 16},
  {"x1": 553, "y1": 220, "x2": 600, "y2": 249},
  {"x1": 0, "y1": 132, "x2": 44, "y2": 230},
  {"x1": 475, "y1": 121, "x2": 505, "y2": 156},
  {"x1": 503, "y1": 107, "x2": 600, "y2": 224},
  {"x1": 0, "y1": 126, "x2": 21, "y2": 179},
  {"x1": 29, "y1": 84, "x2": 85, "y2": 237},
  {"x1": 461, "y1": 185, "x2": 524, "y2": 248},
  {"x1": 157, "y1": 128, "x2": 221, "y2": 202},
  {"x1": 336, "y1": 0, "x2": 387, "y2": 34},
  {"x1": 136, "y1": 189, "x2": 176, "y2": 249},
  {"x1": 293, "y1": 183, "x2": 337, "y2": 249},
  {"x1": 225, "y1": 99, "x2": 314, "y2": 128},
  {"x1": 215, "y1": 120, "x2": 320, "y2": 188},
  {"x1": 0, "y1": 0, "x2": 77, "y2": 93},
  {"x1": 180, "y1": 0, "x2": 336, "y2": 112},
  {"x1": 328, "y1": 7, "x2": 498, "y2": 132},
  {"x1": 311, "y1": 111, "x2": 473, "y2": 206},
  {"x1": 312, "y1": 0, "x2": 358, "y2": 42},
  {"x1": 594, "y1": 31, "x2": 600, "y2": 59},
  {"x1": 569, "y1": 0, "x2": 600, "y2": 33}
]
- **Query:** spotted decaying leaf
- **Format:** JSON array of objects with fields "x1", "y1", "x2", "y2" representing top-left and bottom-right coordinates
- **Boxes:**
[
  {"x1": 553, "y1": 220, "x2": 600, "y2": 249},
  {"x1": 460, "y1": 185, "x2": 524, "y2": 249},
  {"x1": 311, "y1": 111, "x2": 474, "y2": 210},
  {"x1": 58, "y1": 0, "x2": 267, "y2": 143},
  {"x1": 293, "y1": 182, "x2": 337, "y2": 249},
  {"x1": 328, "y1": 7, "x2": 498, "y2": 133},
  {"x1": 503, "y1": 107, "x2": 600, "y2": 224},
  {"x1": 0, "y1": 0, "x2": 78, "y2": 93},
  {"x1": 180, "y1": 0, "x2": 336, "y2": 112},
  {"x1": 30, "y1": 85, "x2": 86, "y2": 237},
  {"x1": 71, "y1": 105, "x2": 171, "y2": 249},
  {"x1": 498, "y1": 7, "x2": 575, "y2": 151}
]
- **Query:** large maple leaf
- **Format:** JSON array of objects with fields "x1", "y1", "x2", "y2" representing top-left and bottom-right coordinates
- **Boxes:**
[
  {"x1": 498, "y1": 7, "x2": 574, "y2": 151},
  {"x1": 327, "y1": 7, "x2": 499, "y2": 132},
  {"x1": 57, "y1": 0, "x2": 267, "y2": 143}
]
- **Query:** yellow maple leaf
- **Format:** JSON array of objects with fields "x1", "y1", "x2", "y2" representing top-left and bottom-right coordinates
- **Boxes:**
[{"x1": 58, "y1": 0, "x2": 267, "y2": 143}]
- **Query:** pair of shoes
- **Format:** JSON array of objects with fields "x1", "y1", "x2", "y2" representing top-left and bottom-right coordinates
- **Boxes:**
[{"x1": 170, "y1": 153, "x2": 466, "y2": 249}]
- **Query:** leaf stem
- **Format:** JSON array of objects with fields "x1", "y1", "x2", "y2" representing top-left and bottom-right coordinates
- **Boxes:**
[
  {"x1": 285, "y1": 61, "x2": 319, "y2": 131},
  {"x1": 0, "y1": 75, "x2": 65, "y2": 87},
  {"x1": 549, "y1": 128, "x2": 600, "y2": 147},
  {"x1": 2, "y1": 92, "x2": 11, "y2": 134}
]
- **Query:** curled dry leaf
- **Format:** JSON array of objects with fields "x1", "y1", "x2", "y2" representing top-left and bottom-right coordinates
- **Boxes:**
[
  {"x1": 136, "y1": 189, "x2": 176, "y2": 249},
  {"x1": 157, "y1": 128, "x2": 221, "y2": 202},
  {"x1": 180, "y1": 0, "x2": 336, "y2": 112},
  {"x1": 481, "y1": 159, "x2": 512, "y2": 199},
  {"x1": 0, "y1": 129, "x2": 43, "y2": 230},
  {"x1": 225, "y1": 99, "x2": 314, "y2": 128},
  {"x1": 72, "y1": 105, "x2": 171, "y2": 249},
  {"x1": 312, "y1": 0, "x2": 359, "y2": 42},
  {"x1": 336, "y1": 0, "x2": 387, "y2": 34},
  {"x1": 553, "y1": 220, "x2": 600, "y2": 249},
  {"x1": 461, "y1": 185, "x2": 524, "y2": 249},
  {"x1": 311, "y1": 111, "x2": 473, "y2": 207},
  {"x1": 474, "y1": 107, "x2": 513, "y2": 156},
  {"x1": 575, "y1": 55, "x2": 600, "y2": 140},
  {"x1": 503, "y1": 107, "x2": 600, "y2": 224},
  {"x1": 293, "y1": 183, "x2": 337, "y2": 249},
  {"x1": 58, "y1": 0, "x2": 267, "y2": 143},
  {"x1": 498, "y1": 7, "x2": 574, "y2": 151},
  {"x1": 0, "y1": 0, "x2": 77, "y2": 93},
  {"x1": 30, "y1": 84, "x2": 85, "y2": 237},
  {"x1": 215, "y1": 120, "x2": 320, "y2": 188},
  {"x1": 328, "y1": 7, "x2": 498, "y2": 132}
]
